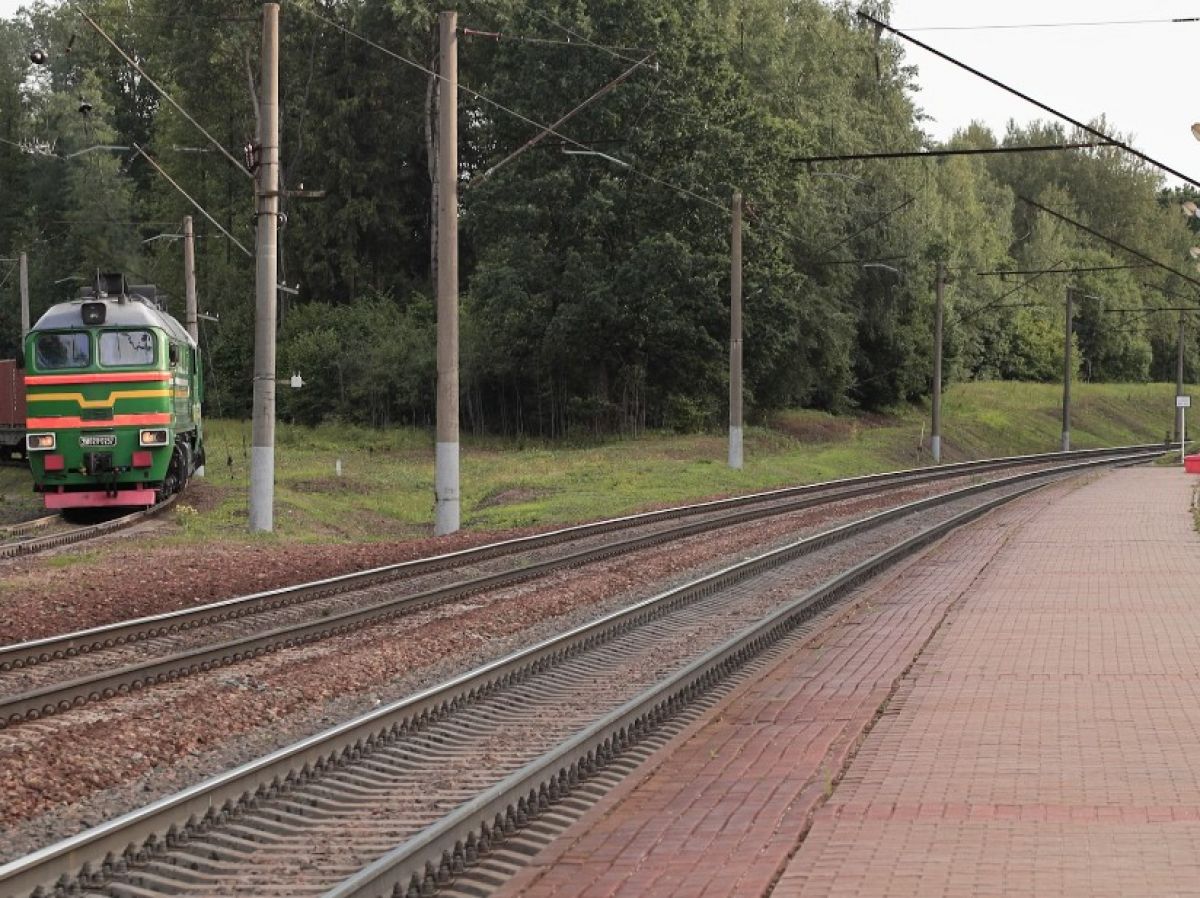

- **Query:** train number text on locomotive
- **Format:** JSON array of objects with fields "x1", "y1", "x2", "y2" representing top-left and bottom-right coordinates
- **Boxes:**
[{"x1": 79, "y1": 434, "x2": 118, "y2": 448}]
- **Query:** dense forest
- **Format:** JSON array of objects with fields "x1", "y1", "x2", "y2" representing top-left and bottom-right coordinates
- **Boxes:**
[{"x1": 0, "y1": 0, "x2": 1197, "y2": 435}]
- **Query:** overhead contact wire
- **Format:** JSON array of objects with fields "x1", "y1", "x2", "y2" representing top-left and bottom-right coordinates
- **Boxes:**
[
  {"x1": 73, "y1": 4, "x2": 253, "y2": 179},
  {"x1": 295, "y1": 5, "x2": 728, "y2": 215},
  {"x1": 133, "y1": 144, "x2": 252, "y2": 257},
  {"x1": 859, "y1": 11, "x2": 1200, "y2": 191}
]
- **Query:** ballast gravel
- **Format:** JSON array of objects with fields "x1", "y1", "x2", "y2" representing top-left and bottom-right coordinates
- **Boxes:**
[{"x1": 0, "y1": 472, "x2": 1079, "y2": 863}]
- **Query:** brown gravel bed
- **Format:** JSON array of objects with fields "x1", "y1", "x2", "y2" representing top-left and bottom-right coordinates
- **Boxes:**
[
  {"x1": 0, "y1": 478, "x2": 967, "y2": 695},
  {"x1": 152, "y1": 528, "x2": 903, "y2": 894},
  {"x1": 7, "y1": 476, "x2": 1071, "y2": 893},
  {"x1": 0, "y1": 473, "x2": 1083, "y2": 864},
  {"x1": 0, "y1": 468, "x2": 1001, "y2": 648},
  {"x1": 0, "y1": 526, "x2": 544, "y2": 646}
]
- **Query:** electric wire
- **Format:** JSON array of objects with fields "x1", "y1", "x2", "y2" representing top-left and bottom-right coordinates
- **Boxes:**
[
  {"x1": 849, "y1": 260, "x2": 1072, "y2": 395},
  {"x1": 505, "y1": 5, "x2": 653, "y2": 66},
  {"x1": 468, "y1": 1, "x2": 866, "y2": 247},
  {"x1": 81, "y1": 13, "x2": 256, "y2": 23},
  {"x1": 861, "y1": 12, "x2": 1200, "y2": 191},
  {"x1": 294, "y1": 4, "x2": 729, "y2": 215},
  {"x1": 72, "y1": 3, "x2": 253, "y2": 179},
  {"x1": 460, "y1": 28, "x2": 652, "y2": 55},
  {"x1": 807, "y1": 196, "x2": 915, "y2": 260},
  {"x1": 0, "y1": 136, "x2": 24, "y2": 151},
  {"x1": 955, "y1": 261, "x2": 1067, "y2": 327},
  {"x1": 474, "y1": 51, "x2": 655, "y2": 184},
  {"x1": 132, "y1": 144, "x2": 252, "y2": 258},
  {"x1": 0, "y1": 260, "x2": 17, "y2": 293},
  {"x1": 1141, "y1": 281, "x2": 1200, "y2": 303},
  {"x1": 1019, "y1": 195, "x2": 1200, "y2": 291},
  {"x1": 901, "y1": 17, "x2": 1200, "y2": 32}
]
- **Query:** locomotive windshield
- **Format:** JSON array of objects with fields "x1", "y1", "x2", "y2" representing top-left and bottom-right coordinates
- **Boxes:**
[
  {"x1": 35, "y1": 332, "x2": 90, "y2": 370},
  {"x1": 99, "y1": 330, "x2": 155, "y2": 367}
]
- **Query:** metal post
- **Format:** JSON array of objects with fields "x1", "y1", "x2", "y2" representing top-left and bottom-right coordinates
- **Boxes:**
[
  {"x1": 18, "y1": 252, "x2": 29, "y2": 340},
  {"x1": 931, "y1": 260, "x2": 944, "y2": 463},
  {"x1": 249, "y1": 2, "x2": 280, "y2": 533},
  {"x1": 434, "y1": 10, "x2": 460, "y2": 535},
  {"x1": 183, "y1": 215, "x2": 198, "y2": 343},
  {"x1": 728, "y1": 191, "x2": 743, "y2": 469},
  {"x1": 1182, "y1": 404, "x2": 1188, "y2": 465},
  {"x1": 1177, "y1": 311, "x2": 1186, "y2": 442},
  {"x1": 1061, "y1": 286, "x2": 1073, "y2": 452}
]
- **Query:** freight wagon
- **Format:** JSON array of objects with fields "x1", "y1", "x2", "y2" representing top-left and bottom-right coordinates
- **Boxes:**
[{"x1": 0, "y1": 359, "x2": 25, "y2": 461}]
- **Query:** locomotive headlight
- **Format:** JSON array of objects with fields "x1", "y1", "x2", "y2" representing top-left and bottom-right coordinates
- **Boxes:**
[
  {"x1": 26, "y1": 433, "x2": 55, "y2": 451},
  {"x1": 138, "y1": 429, "x2": 169, "y2": 447}
]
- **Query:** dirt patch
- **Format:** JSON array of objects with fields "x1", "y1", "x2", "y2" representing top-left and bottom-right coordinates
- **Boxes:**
[
  {"x1": 172, "y1": 480, "x2": 231, "y2": 515},
  {"x1": 477, "y1": 487, "x2": 555, "y2": 509},
  {"x1": 771, "y1": 413, "x2": 856, "y2": 444},
  {"x1": 288, "y1": 478, "x2": 373, "y2": 496}
]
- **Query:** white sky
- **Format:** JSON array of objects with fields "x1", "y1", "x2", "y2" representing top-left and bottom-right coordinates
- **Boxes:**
[
  {"x1": 1, "y1": 0, "x2": 1198, "y2": 185},
  {"x1": 891, "y1": 0, "x2": 1200, "y2": 185}
]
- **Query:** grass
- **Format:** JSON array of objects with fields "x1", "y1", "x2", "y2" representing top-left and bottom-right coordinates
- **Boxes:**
[
  {"x1": 44, "y1": 550, "x2": 100, "y2": 568},
  {"x1": 0, "y1": 380, "x2": 1191, "y2": 544}
]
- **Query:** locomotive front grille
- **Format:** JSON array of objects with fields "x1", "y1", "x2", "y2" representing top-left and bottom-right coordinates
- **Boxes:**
[{"x1": 84, "y1": 452, "x2": 114, "y2": 475}]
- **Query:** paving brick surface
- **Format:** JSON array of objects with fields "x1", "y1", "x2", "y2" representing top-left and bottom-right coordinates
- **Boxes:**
[
  {"x1": 773, "y1": 467, "x2": 1200, "y2": 898},
  {"x1": 492, "y1": 469, "x2": 1200, "y2": 897},
  {"x1": 494, "y1": 470, "x2": 1146, "y2": 897}
]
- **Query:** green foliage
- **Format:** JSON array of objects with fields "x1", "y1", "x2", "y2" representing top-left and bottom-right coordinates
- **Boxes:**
[
  {"x1": 0, "y1": 0, "x2": 1196, "y2": 435},
  {"x1": 278, "y1": 292, "x2": 434, "y2": 426}
]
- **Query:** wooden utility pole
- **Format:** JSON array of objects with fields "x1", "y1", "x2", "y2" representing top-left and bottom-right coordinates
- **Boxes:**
[
  {"x1": 1177, "y1": 311, "x2": 1187, "y2": 442},
  {"x1": 728, "y1": 190, "x2": 743, "y2": 470},
  {"x1": 1061, "y1": 286, "x2": 1073, "y2": 452},
  {"x1": 931, "y1": 260, "x2": 945, "y2": 463},
  {"x1": 183, "y1": 215, "x2": 198, "y2": 343},
  {"x1": 18, "y1": 252, "x2": 29, "y2": 340},
  {"x1": 249, "y1": 2, "x2": 280, "y2": 533},
  {"x1": 434, "y1": 10, "x2": 460, "y2": 535}
]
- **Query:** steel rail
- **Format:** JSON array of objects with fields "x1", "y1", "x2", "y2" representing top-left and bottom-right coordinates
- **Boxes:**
[
  {"x1": 0, "y1": 442, "x2": 1161, "y2": 674},
  {"x1": 0, "y1": 451, "x2": 1155, "y2": 898},
  {"x1": 0, "y1": 494, "x2": 180, "y2": 562},
  {"x1": 0, "y1": 514, "x2": 58, "y2": 539},
  {"x1": 326, "y1": 479, "x2": 1055, "y2": 898},
  {"x1": 0, "y1": 449, "x2": 1157, "y2": 727},
  {"x1": 0, "y1": 464, "x2": 952, "y2": 674}
]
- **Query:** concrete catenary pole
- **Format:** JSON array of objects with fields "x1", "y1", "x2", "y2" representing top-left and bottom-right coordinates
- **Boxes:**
[
  {"x1": 434, "y1": 10, "x2": 460, "y2": 535},
  {"x1": 183, "y1": 215, "x2": 198, "y2": 343},
  {"x1": 1061, "y1": 285, "x2": 1073, "y2": 452},
  {"x1": 249, "y1": 2, "x2": 280, "y2": 533},
  {"x1": 931, "y1": 260, "x2": 945, "y2": 463},
  {"x1": 1176, "y1": 311, "x2": 1186, "y2": 442},
  {"x1": 18, "y1": 252, "x2": 29, "y2": 340},
  {"x1": 728, "y1": 190, "x2": 743, "y2": 470}
]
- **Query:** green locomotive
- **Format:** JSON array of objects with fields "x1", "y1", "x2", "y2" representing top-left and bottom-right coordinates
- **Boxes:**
[{"x1": 23, "y1": 273, "x2": 204, "y2": 510}]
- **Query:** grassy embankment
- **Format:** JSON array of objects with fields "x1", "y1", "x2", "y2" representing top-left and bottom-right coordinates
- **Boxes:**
[{"x1": 0, "y1": 381, "x2": 1189, "y2": 542}]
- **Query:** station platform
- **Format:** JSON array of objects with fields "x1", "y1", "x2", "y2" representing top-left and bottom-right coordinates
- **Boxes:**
[{"x1": 494, "y1": 466, "x2": 1200, "y2": 897}]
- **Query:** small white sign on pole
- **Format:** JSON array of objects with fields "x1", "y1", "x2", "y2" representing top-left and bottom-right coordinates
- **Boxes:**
[{"x1": 1180, "y1": 396, "x2": 1191, "y2": 465}]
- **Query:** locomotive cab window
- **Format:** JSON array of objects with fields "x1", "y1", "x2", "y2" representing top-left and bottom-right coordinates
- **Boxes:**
[
  {"x1": 35, "y1": 332, "x2": 90, "y2": 370},
  {"x1": 99, "y1": 330, "x2": 156, "y2": 367}
]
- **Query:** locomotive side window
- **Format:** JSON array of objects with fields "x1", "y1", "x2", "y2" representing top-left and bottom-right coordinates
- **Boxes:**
[
  {"x1": 99, "y1": 330, "x2": 155, "y2": 367},
  {"x1": 35, "y1": 332, "x2": 90, "y2": 370}
]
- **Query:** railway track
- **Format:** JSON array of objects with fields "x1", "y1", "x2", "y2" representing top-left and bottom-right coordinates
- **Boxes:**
[
  {"x1": 0, "y1": 494, "x2": 179, "y2": 561},
  {"x1": 0, "y1": 450, "x2": 1158, "y2": 898},
  {"x1": 0, "y1": 444, "x2": 1160, "y2": 728},
  {"x1": 0, "y1": 514, "x2": 57, "y2": 540}
]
